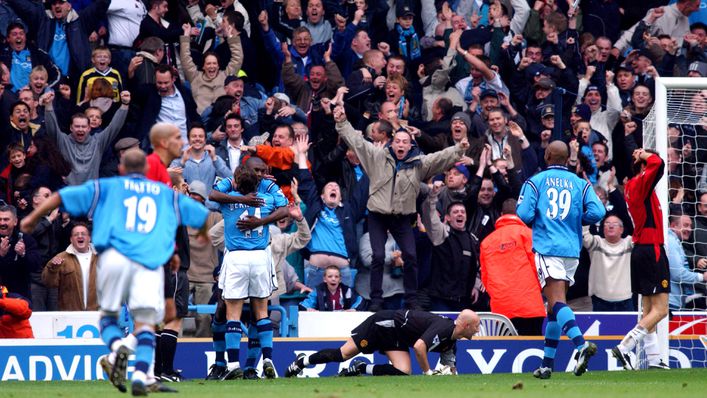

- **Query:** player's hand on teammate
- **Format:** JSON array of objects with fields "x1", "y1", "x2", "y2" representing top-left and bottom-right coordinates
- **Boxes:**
[
  {"x1": 237, "y1": 215, "x2": 263, "y2": 231},
  {"x1": 239, "y1": 192, "x2": 264, "y2": 208}
]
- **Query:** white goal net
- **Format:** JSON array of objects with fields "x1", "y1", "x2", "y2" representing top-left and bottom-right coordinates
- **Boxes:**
[{"x1": 641, "y1": 77, "x2": 707, "y2": 369}]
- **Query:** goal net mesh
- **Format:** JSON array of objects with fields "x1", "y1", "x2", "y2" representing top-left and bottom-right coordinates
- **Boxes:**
[{"x1": 641, "y1": 83, "x2": 707, "y2": 369}]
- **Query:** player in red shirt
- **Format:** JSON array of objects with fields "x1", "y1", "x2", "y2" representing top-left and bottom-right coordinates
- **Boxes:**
[
  {"x1": 613, "y1": 149, "x2": 670, "y2": 370},
  {"x1": 146, "y1": 123, "x2": 184, "y2": 186}
]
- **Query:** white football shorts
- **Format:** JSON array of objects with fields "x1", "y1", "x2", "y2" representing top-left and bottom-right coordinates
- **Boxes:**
[
  {"x1": 535, "y1": 253, "x2": 579, "y2": 288},
  {"x1": 221, "y1": 247, "x2": 276, "y2": 300},
  {"x1": 96, "y1": 248, "x2": 165, "y2": 323}
]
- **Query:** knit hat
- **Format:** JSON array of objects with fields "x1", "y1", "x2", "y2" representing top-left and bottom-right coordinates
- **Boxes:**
[
  {"x1": 451, "y1": 111, "x2": 471, "y2": 131},
  {"x1": 572, "y1": 103, "x2": 592, "y2": 121}
]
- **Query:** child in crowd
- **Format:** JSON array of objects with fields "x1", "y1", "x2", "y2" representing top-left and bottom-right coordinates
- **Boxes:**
[{"x1": 299, "y1": 265, "x2": 362, "y2": 311}]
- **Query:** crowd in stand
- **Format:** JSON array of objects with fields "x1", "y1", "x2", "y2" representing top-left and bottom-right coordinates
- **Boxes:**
[{"x1": 1, "y1": 0, "x2": 707, "y2": 338}]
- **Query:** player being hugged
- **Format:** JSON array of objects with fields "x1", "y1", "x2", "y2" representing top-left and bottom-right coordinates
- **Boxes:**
[
  {"x1": 516, "y1": 140, "x2": 606, "y2": 379},
  {"x1": 20, "y1": 150, "x2": 208, "y2": 395},
  {"x1": 218, "y1": 166, "x2": 281, "y2": 379},
  {"x1": 284, "y1": 309, "x2": 480, "y2": 377}
]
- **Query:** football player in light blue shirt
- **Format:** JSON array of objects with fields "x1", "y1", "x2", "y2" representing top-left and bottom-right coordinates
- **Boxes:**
[
  {"x1": 517, "y1": 141, "x2": 605, "y2": 380},
  {"x1": 21, "y1": 149, "x2": 208, "y2": 394},
  {"x1": 208, "y1": 156, "x2": 289, "y2": 380}
]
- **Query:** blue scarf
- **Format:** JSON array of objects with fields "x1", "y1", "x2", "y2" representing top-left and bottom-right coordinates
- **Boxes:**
[{"x1": 396, "y1": 24, "x2": 421, "y2": 61}]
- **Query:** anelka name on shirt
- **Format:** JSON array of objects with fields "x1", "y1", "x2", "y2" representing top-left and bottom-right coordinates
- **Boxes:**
[{"x1": 544, "y1": 177, "x2": 574, "y2": 190}]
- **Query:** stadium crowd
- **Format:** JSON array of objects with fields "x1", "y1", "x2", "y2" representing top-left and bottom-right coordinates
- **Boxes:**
[{"x1": 1, "y1": 0, "x2": 707, "y2": 345}]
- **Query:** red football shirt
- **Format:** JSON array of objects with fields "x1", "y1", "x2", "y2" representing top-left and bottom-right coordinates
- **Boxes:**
[
  {"x1": 146, "y1": 153, "x2": 171, "y2": 186},
  {"x1": 624, "y1": 153, "x2": 665, "y2": 246}
]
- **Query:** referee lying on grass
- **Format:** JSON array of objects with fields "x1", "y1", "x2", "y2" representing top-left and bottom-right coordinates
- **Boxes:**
[{"x1": 284, "y1": 309, "x2": 480, "y2": 377}]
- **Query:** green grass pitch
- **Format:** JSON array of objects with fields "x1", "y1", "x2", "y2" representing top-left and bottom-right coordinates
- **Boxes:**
[{"x1": 2, "y1": 369, "x2": 705, "y2": 398}]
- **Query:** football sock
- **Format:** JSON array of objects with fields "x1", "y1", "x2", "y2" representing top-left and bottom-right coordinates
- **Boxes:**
[
  {"x1": 212, "y1": 320, "x2": 227, "y2": 367},
  {"x1": 160, "y1": 329, "x2": 179, "y2": 373},
  {"x1": 308, "y1": 349, "x2": 344, "y2": 364},
  {"x1": 99, "y1": 315, "x2": 123, "y2": 351},
  {"x1": 371, "y1": 364, "x2": 407, "y2": 376},
  {"x1": 541, "y1": 311, "x2": 560, "y2": 369},
  {"x1": 256, "y1": 318, "x2": 273, "y2": 360},
  {"x1": 134, "y1": 330, "x2": 155, "y2": 382},
  {"x1": 644, "y1": 331, "x2": 660, "y2": 364},
  {"x1": 554, "y1": 302, "x2": 586, "y2": 350},
  {"x1": 619, "y1": 325, "x2": 648, "y2": 353},
  {"x1": 245, "y1": 324, "x2": 261, "y2": 369},
  {"x1": 225, "y1": 320, "x2": 243, "y2": 367}
]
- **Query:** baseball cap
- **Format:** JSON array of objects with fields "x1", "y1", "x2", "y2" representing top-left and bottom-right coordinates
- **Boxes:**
[
  {"x1": 397, "y1": 5, "x2": 415, "y2": 18},
  {"x1": 585, "y1": 85, "x2": 600, "y2": 94},
  {"x1": 273, "y1": 92, "x2": 290, "y2": 105},
  {"x1": 534, "y1": 77, "x2": 555, "y2": 91},
  {"x1": 541, "y1": 104, "x2": 555, "y2": 118},
  {"x1": 224, "y1": 75, "x2": 240, "y2": 86},
  {"x1": 480, "y1": 89, "x2": 499, "y2": 100},
  {"x1": 616, "y1": 64, "x2": 634, "y2": 74},
  {"x1": 688, "y1": 61, "x2": 707, "y2": 77},
  {"x1": 452, "y1": 163, "x2": 470, "y2": 180}
]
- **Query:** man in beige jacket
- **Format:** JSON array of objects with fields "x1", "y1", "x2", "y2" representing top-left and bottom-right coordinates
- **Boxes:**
[{"x1": 332, "y1": 105, "x2": 469, "y2": 311}]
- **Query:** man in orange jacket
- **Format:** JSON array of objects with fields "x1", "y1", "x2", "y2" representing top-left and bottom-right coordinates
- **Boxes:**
[
  {"x1": 0, "y1": 285, "x2": 34, "y2": 338},
  {"x1": 241, "y1": 125, "x2": 311, "y2": 202},
  {"x1": 480, "y1": 199, "x2": 545, "y2": 335}
]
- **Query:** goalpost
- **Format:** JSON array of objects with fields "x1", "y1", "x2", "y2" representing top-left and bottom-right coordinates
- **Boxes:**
[{"x1": 641, "y1": 77, "x2": 707, "y2": 369}]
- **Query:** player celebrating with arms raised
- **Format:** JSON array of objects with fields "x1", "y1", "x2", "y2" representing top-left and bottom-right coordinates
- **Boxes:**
[
  {"x1": 517, "y1": 141, "x2": 606, "y2": 379},
  {"x1": 612, "y1": 149, "x2": 670, "y2": 370},
  {"x1": 21, "y1": 150, "x2": 208, "y2": 395}
]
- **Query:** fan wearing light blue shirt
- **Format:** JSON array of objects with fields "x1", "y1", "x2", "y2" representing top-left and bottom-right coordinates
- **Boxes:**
[{"x1": 517, "y1": 140, "x2": 605, "y2": 380}]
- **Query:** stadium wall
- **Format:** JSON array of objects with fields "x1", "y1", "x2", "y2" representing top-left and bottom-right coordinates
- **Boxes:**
[{"x1": 0, "y1": 337, "x2": 704, "y2": 381}]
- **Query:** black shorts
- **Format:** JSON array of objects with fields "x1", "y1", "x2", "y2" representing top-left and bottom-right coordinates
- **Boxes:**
[
  {"x1": 165, "y1": 269, "x2": 190, "y2": 318},
  {"x1": 351, "y1": 310, "x2": 404, "y2": 354},
  {"x1": 631, "y1": 244, "x2": 670, "y2": 295}
]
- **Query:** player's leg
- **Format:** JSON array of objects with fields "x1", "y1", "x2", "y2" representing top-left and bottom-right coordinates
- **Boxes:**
[
  {"x1": 160, "y1": 270, "x2": 189, "y2": 381},
  {"x1": 127, "y1": 262, "x2": 166, "y2": 395},
  {"x1": 223, "y1": 298, "x2": 245, "y2": 379},
  {"x1": 220, "y1": 251, "x2": 248, "y2": 379},
  {"x1": 155, "y1": 266, "x2": 176, "y2": 379},
  {"x1": 285, "y1": 338, "x2": 360, "y2": 377},
  {"x1": 642, "y1": 293, "x2": 670, "y2": 369},
  {"x1": 249, "y1": 248, "x2": 277, "y2": 378},
  {"x1": 243, "y1": 309, "x2": 261, "y2": 379},
  {"x1": 96, "y1": 249, "x2": 133, "y2": 392},
  {"x1": 207, "y1": 293, "x2": 228, "y2": 380},
  {"x1": 251, "y1": 297, "x2": 276, "y2": 378},
  {"x1": 614, "y1": 246, "x2": 668, "y2": 370}
]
